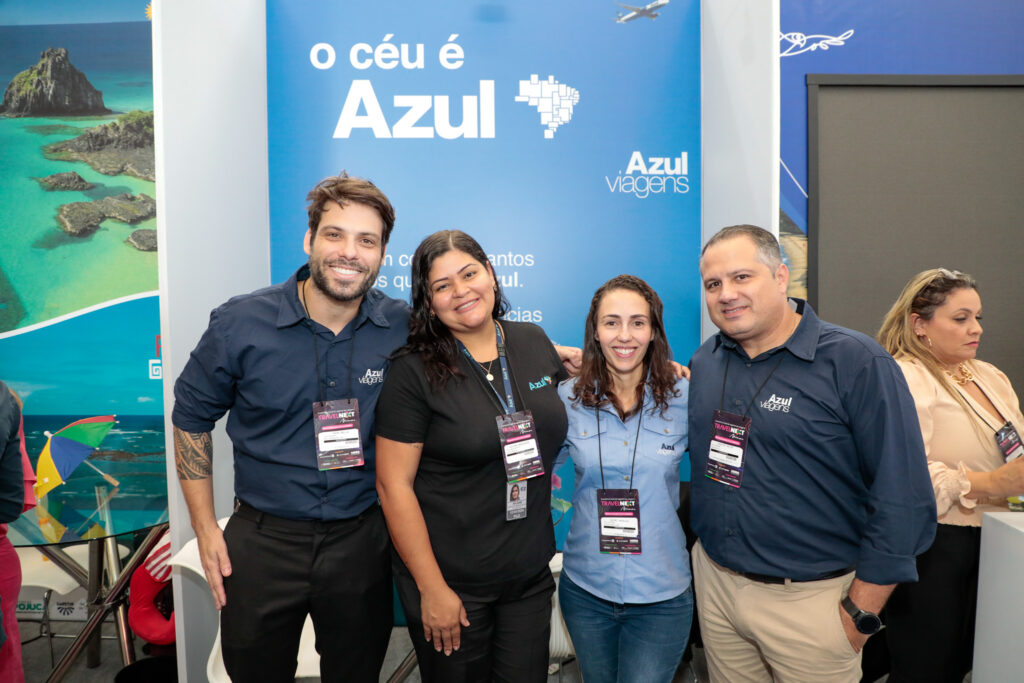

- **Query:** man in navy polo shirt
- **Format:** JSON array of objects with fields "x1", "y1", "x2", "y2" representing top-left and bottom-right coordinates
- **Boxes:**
[
  {"x1": 172, "y1": 172, "x2": 407, "y2": 682},
  {"x1": 688, "y1": 225, "x2": 936, "y2": 682}
]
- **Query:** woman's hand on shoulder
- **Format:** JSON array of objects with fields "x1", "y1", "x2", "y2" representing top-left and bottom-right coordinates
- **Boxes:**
[
  {"x1": 419, "y1": 582, "x2": 470, "y2": 656},
  {"x1": 555, "y1": 345, "x2": 583, "y2": 376},
  {"x1": 670, "y1": 360, "x2": 690, "y2": 380}
]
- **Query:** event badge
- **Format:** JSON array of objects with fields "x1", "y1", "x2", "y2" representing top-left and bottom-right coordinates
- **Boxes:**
[
  {"x1": 706, "y1": 409, "x2": 751, "y2": 488},
  {"x1": 496, "y1": 410, "x2": 545, "y2": 482},
  {"x1": 312, "y1": 398, "x2": 364, "y2": 470},
  {"x1": 995, "y1": 421, "x2": 1024, "y2": 511},
  {"x1": 996, "y1": 421, "x2": 1023, "y2": 462},
  {"x1": 597, "y1": 489, "x2": 641, "y2": 554},
  {"x1": 506, "y1": 480, "x2": 527, "y2": 521}
]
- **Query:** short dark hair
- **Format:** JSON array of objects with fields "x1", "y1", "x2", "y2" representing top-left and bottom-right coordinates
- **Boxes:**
[
  {"x1": 571, "y1": 274, "x2": 679, "y2": 419},
  {"x1": 305, "y1": 171, "x2": 396, "y2": 244},
  {"x1": 701, "y1": 225, "x2": 782, "y2": 270},
  {"x1": 399, "y1": 230, "x2": 510, "y2": 389}
]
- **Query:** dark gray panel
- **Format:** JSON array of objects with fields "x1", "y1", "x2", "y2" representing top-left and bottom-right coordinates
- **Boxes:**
[{"x1": 812, "y1": 83, "x2": 1024, "y2": 393}]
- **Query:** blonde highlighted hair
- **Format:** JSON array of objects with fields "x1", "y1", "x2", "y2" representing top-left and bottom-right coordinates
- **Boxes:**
[{"x1": 878, "y1": 268, "x2": 978, "y2": 411}]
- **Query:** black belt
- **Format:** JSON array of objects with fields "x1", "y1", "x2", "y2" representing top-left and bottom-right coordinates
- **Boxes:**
[
  {"x1": 232, "y1": 498, "x2": 379, "y2": 532},
  {"x1": 739, "y1": 565, "x2": 854, "y2": 585}
]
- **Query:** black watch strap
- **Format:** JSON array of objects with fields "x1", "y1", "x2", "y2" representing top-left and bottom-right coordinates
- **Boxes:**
[{"x1": 841, "y1": 595, "x2": 884, "y2": 635}]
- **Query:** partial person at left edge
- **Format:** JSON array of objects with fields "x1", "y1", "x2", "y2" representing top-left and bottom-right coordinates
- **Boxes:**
[
  {"x1": 171, "y1": 172, "x2": 583, "y2": 683},
  {"x1": 0, "y1": 381, "x2": 31, "y2": 683},
  {"x1": 171, "y1": 172, "x2": 404, "y2": 683}
]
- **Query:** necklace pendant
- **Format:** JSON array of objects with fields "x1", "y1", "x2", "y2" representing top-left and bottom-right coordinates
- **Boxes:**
[{"x1": 485, "y1": 372, "x2": 495, "y2": 382}]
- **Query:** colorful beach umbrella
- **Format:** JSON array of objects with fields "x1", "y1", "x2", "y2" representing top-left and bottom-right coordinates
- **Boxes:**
[{"x1": 33, "y1": 415, "x2": 118, "y2": 499}]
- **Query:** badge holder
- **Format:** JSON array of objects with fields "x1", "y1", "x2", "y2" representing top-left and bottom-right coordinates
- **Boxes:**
[
  {"x1": 313, "y1": 398, "x2": 364, "y2": 470},
  {"x1": 996, "y1": 421, "x2": 1024, "y2": 511},
  {"x1": 704, "y1": 353, "x2": 783, "y2": 489},
  {"x1": 497, "y1": 411, "x2": 545, "y2": 482},
  {"x1": 506, "y1": 481, "x2": 527, "y2": 521},
  {"x1": 706, "y1": 409, "x2": 750, "y2": 488},
  {"x1": 593, "y1": 405, "x2": 644, "y2": 553},
  {"x1": 460, "y1": 322, "x2": 544, "y2": 522},
  {"x1": 597, "y1": 488, "x2": 641, "y2": 554}
]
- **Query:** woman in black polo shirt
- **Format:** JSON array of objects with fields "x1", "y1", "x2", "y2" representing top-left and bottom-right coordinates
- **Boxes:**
[{"x1": 375, "y1": 230, "x2": 569, "y2": 682}]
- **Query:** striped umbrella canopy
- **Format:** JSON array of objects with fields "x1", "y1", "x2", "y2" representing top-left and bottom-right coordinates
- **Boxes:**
[{"x1": 33, "y1": 415, "x2": 117, "y2": 500}]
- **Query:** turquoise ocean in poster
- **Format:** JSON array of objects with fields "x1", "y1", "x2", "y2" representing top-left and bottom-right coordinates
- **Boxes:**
[
  {"x1": 0, "y1": 21, "x2": 155, "y2": 332},
  {"x1": 0, "y1": 18, "x2": 166, "y2": 530}
]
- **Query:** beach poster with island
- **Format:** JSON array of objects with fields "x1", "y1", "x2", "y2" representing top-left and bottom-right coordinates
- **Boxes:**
[{"x1": 0, "y1": 1, "x2": 166, "y2": 540}]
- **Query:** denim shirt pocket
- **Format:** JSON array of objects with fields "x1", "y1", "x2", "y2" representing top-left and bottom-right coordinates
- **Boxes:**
[
  {"x1": 639, "y1": 416, "x2": 686, "y2": 467},
  {"x1": 565, "y1": 409, "x2": 610, "y2": 474}
]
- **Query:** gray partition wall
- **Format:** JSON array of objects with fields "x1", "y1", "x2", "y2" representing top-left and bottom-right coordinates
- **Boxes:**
[{"x1": 807, "y1": 75, "x2": 1024, "y2": 391}]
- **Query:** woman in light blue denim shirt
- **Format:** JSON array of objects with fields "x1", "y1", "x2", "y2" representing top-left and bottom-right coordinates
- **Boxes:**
[{"x1": 555, "y1": 275, "x2": 692, "y2": 683}]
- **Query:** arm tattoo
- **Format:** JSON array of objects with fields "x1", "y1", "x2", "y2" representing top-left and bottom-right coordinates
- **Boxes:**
[{"x1": 175, "y1": 428, "x2": 213, "y2": 480}]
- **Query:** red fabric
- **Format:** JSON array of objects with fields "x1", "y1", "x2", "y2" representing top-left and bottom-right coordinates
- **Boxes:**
[
  {"x1": 0, "y1": 537, "x2": 24, "y2": 683},
  {"x1": 128, "y1": 533, "x2": 175, "y2": 645},
  {"x1": 143, "y1": 539, "x2": 172, "y2": 583},
  {"x1": 18, "y1": 412, "x2": 35, "y2": 514}
]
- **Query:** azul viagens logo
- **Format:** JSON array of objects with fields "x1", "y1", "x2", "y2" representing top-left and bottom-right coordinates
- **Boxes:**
[
  {"x1": 358, "y1": 367, "x2": 384, "y2": 385},
  {"x1": 606, "y1": 151, "x2": 690, "y2": 198},
  {"x1": 759, "y1": 394, "x2": 793, "y2": 413}
]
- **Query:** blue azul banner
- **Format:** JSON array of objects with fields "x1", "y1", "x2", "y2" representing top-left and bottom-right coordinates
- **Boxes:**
[{"x1": 266, "y1": 0, "x2": 701, "y2": 355}]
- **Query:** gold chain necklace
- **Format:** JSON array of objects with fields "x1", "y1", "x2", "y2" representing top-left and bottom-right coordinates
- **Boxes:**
[
  {"x1": 945, "y1": 362, "x2": 974, "y2": 386},
  {"x1": 477, "y1": 358, "x2": 495, "y2": 382}
]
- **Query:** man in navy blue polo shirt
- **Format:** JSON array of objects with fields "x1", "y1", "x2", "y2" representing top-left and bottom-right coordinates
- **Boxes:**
[
  {"x1": 688, "y1": 225, "x2": 936, "y2": 682},
  {"x1": 172, "y1": 172, "x2": 408, "y2": 682}
]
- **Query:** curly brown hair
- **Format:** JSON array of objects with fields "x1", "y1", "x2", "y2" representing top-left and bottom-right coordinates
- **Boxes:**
[
  {"x1": 570, "y1": 275, "x2": 679, "y2": 419},
  {"x1": 397, "y1": 230, "x2": 510, "y2": 390}
]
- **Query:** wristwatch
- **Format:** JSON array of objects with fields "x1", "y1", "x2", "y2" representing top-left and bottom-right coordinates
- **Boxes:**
[{"x1": 841, "y1": 595, "x2": 883, "y2": 635}]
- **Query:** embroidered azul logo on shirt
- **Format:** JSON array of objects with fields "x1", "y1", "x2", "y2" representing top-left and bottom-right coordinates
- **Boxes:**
[
  {"x1": 358, "y1": 367, "x2": 384, "y2": 385},
  {"x1": 657, "y1": 443, "x2": 676, "y2": 455},
  {"x1": 529, "y1": 376, "x2": 553, "y2": 390},
  {"x1": 759, "y1": 393, "x2": 793, "y2": 413}
]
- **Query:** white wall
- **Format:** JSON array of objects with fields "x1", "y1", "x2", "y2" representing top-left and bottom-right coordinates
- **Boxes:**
[
  {"x1": 700, "y1": 0, "x2": 780, "y2": 341},
  {"x1": 152, "y1": 2, "x2": 270, "y2": 680}
]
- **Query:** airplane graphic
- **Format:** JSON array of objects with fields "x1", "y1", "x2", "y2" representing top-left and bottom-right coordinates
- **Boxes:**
[{"x1": 615, "y1": 0, "x2": 669, "y2": 23}]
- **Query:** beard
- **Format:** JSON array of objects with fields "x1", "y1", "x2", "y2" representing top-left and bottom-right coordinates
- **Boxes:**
[{"x1": 308, "y1": 256, "x2": 381, "y2": 304}]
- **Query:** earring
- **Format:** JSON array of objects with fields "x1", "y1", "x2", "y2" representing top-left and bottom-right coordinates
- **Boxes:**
[{"x1": 918, "y1": 335, "x2": 932, "y2": 348}]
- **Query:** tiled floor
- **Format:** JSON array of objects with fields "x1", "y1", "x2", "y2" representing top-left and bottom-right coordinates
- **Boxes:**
[{"x1": 20, "y1": 620, "x2": 707, "y2": 682}]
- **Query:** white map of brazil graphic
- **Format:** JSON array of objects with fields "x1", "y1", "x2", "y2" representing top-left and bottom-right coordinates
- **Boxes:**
[{"x1": 515, "y1": 74, "x2": 580, "y2": 138}]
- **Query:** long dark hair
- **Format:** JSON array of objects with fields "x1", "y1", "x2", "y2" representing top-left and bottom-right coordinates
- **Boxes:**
[
  {"x1": 571, "y1": 275, "x2": 678, "y2": 419},
  {"x1": 398, "y1": 230, "x2": 510, "y2": 389}
]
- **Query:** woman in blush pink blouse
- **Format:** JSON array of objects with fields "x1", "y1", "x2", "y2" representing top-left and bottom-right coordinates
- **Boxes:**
[{"x1": 875, "y1": 268, "x2": 1024, "y2": 683}]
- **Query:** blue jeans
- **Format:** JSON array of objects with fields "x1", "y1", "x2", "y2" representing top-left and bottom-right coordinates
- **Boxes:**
[{"x1": 558, "y1": 572, "x2": 693, "y2": 683}]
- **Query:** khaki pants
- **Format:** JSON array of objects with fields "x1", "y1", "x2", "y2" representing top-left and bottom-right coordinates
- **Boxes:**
[{"x1": 692, "y1": 541, "x2": 861, "y2": 683}]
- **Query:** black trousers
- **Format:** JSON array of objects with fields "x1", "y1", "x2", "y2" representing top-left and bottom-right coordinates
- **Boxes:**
[
  {"x1": 395, "y1": 565, "x2": 555, "y2": 683},
  {"x1": 220, "y1": 501, "x2": 393, "y2": 683},
  {"x1": 885, "y1": 523, "x2": 981, "y2": 683}
]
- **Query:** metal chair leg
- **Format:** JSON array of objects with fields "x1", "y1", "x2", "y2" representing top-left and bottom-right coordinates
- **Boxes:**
[
  {"x1": 384, "y1": 648, "x2": 419, "y2": 683},
  {"x1": 43, "y1": 588, "x2": 56, "y2": 667}
]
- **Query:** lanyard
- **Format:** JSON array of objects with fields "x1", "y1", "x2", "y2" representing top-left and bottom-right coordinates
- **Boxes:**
[
  {"x1": 459, "y1": 321, "x2": 517, "y2": 414},
  {"x1": 596, "y1": 404, "x2": 643, "y2": 491},
  {"x1": 299, "y1": 278, "x2": 356, "y2": 402},
  {"x1": 719, "y1": 351, "x2": 785, "y2": 418},
  {"x1": 952, "y1": 377, "x2": 1004, "y2": 433}
]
